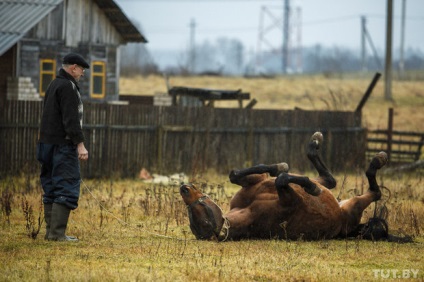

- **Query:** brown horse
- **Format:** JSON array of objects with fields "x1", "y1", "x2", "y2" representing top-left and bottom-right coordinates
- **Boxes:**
[{"x1": 180, "y1": 132, "x2": 388, "y2": 241}]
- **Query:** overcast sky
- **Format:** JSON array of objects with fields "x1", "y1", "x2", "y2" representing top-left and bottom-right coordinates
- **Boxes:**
[{"x1": 115, "y1": 0, "x2": 424, "y2": 55}]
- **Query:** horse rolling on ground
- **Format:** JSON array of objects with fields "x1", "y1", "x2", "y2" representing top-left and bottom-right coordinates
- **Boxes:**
[{"x1": 180, "y1": 132, "x2": 391, "y2": 242}]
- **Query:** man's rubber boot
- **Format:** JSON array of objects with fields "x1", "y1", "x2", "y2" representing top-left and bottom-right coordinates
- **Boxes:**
[
  {"x1": 48, "y1": 203, "x2": 78, "y2": 242},
  {"x1": 44, "y1": 203, "x2": 53, "y2": 240}
]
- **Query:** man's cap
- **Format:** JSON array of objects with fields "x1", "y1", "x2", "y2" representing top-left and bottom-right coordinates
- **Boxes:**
[{"x1": 62, "y1": 53, "x2": 90, "y2": 69}]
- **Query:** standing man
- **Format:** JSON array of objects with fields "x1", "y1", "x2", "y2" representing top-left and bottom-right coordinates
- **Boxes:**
[{"x1": 37, "y1": 53, "x2": 90, "y2": 241}]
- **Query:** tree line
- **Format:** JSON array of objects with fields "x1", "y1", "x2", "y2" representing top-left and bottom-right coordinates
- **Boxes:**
[{"x1": 120, "y1": 37, "x2": 424, "y2": 77}]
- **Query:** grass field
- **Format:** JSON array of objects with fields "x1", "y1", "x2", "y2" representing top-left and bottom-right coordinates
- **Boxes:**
[
  {"x1": 1, "y1": 74, "x2": 423, "y2": 281},
  {"x1": 120, "y1": 73, "x2": 424, "y2": 131}
]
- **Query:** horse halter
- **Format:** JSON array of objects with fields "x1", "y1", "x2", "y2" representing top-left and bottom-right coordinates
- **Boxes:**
[{"x1": 186, "y1": 195, "x2": 230, "y2": 241}]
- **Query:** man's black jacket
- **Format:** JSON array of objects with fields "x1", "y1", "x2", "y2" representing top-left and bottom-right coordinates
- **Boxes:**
[{"x1": 39, "y1": 68, "x2": 84, "y2": 145}]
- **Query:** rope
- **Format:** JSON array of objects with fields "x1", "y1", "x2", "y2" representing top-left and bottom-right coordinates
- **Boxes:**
[
  {"x1": 218, "y1": 216, "x2": 231, "y2": 242},
  {"x1": 81, "y1": 179, "x2": 188, "y2": 241}
]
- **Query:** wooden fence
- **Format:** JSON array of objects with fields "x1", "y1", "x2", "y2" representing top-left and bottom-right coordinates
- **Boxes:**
[
  {"x1": 366, "y1": 130, "x2": 424, "y2": 164},
  {"x1": 0, "y1": 100, "x2": 366, "y2": 178},
  {"x1": 366, "y1": 108, "x2": 424, "y2": 165}
]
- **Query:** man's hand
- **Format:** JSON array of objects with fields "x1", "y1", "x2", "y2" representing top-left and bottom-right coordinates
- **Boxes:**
[{"x1": 77, "y1": 142, "x2": 88, "y2": 161}]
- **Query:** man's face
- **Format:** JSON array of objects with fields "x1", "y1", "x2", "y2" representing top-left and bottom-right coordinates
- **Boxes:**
[{"x1": 71, "y1": 64, "x2": 86, "y2": 81}]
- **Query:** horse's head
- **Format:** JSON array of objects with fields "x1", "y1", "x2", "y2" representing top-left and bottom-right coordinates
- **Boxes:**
[{"x1": 180, "y1": 183, "x2": 227, "y2": 241}]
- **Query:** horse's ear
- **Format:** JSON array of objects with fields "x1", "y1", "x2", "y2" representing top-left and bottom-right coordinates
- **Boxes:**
[
  {"x1": 180, "y1": 185, "x2": 190, "y2": 195},
  {"x1": 180, "y1": 183, "x2": 198, "y2": 195}
]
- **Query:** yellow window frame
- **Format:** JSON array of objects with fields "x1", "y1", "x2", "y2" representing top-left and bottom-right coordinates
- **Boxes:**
[
  {"x1": 39, "y1": 59, "x2": 56, "y2": 97},
  {"x1": 90, "y1": 61, "x2": 106, "y2": 99}
]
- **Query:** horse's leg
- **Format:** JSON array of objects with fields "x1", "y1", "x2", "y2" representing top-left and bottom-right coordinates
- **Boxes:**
[
  {"x1": 229, "y1": 162, "x2": 289, "y2": 185},
  {"x1": 307, "y1": 132, "x2": 337, "y2": 189},
  {"x1": 339, "y1": 151, "x2": 388, "y2": 236},
  {"x1": 275, "y1": 172, "x2": 322, "y2": 196},
  {"x1": 365, "y1": 151, "x2": 388, "y2": 200}
]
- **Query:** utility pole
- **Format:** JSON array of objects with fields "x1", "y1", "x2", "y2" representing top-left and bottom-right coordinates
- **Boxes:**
[
  {"x1": 282, "y1": 0, "x2": 290, "y2": 74},
  {"x1": 189, "y1": 18, "x2": 196, "y2": 74},
  {"x1": 399, "y1": 0, "x2": 406, "y2": 78},
  {"x1": 362, "y1": 16, "x2": 383, "y2": 69},
  {"x1": 256, "y1": 2, "x2": 301, "y2": 74},
  {"x1": 361, "y1": 16, "x2": 367, "y2": 72},
  {"x1": 384, "y1": 0, "x2": 393, "y2": 100},
  {"x1": 295, "y1": 6, "x2": 302, "y2": 73}
]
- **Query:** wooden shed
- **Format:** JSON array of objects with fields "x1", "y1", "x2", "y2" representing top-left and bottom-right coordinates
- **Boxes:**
[{"x1": 0, "y1": 0, "x2": 147, "y2": 108}]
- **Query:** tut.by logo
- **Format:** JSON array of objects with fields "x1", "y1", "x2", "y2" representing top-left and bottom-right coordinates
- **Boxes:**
[{"x1": 372, "y1": 269, "x2": 420, "y2": 279}]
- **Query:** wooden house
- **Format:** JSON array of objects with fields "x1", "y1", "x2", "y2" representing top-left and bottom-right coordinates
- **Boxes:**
[{"x1": 0, "y1": 0, "x2": 147, "y2": 108}]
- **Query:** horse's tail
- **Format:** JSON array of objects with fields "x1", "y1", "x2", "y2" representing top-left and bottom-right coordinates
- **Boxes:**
[
  {"x1": 386, "y1": 233, "x2": 414, "y2": 243},
  {"x1": 359, "y1": 217, "x2": 413, "y2": 243},
  {"x1": 360, "y1": 187, "x2": 413, "y2": 243}
]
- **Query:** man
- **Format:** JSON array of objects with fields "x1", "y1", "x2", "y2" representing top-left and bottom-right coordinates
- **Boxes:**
[{"x1": 37, "y1": 53, "x2": 90, "y2": 241}]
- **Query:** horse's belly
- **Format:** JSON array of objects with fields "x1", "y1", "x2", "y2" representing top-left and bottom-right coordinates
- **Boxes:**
[
  {"x1": 285, "y1": 189, "x2": 342, "y2": 239},
  {"x1": 228, "y1": 188, "x2": 343, "y2": 240},
  {"x1": 285, "y1": 212, "x2": 342, "y2": 240}
]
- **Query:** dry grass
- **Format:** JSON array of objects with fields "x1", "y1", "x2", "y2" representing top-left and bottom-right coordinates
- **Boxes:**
[
  {"x1": 0, "y1": 172, "x2": 423, "y2": 281},
  {"x1": 120, "y1": 74, "x2": 424, "y2": 131}
]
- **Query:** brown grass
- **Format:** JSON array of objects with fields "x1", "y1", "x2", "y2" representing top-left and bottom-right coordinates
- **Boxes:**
[
  {"x1": 120, "y1": 74, "x2": 424, "y2": 131},
  {"x1": 0, "y1": 172, "x2": 423, "y2": 281}
]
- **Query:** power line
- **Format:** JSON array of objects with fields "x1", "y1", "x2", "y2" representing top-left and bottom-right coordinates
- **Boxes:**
[
  {"x1": 145, "y1": 15, "x2": 420, "y2": 36},
  {"x1": 118, "y1": 0, "x2": 280, "y2": 2},
  {"x1": 147, "y1": 16, "x2": 371, "y2": 34},
  {"x1": 303, "y1": 15, "x2": 359, "y2": 25}
]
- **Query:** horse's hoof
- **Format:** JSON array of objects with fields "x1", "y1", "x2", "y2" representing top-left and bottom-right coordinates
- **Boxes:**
[
  {"x1": 309, "y1": 132, "x2": 323, "y2": 150},
  {"x1": 276, "y1": 162, "x2": 289, "y2": 173},
  {"x1": 269, "y1": 163, "x2": 290, "y2": 176},
  {"x1": 371, "y1": 152, "x2": 388, "y2": 170},
  {"x1": 229, "y1": 170, "x2": 239, "y2": 183},
  {"x1": 311, "y1": 132, "x2": 323, "y2": 144}
]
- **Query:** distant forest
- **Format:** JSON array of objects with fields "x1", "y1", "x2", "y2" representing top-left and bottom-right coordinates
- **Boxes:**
[{"x1": 120, "y1": 37, "x2": 424, "y2": 77}]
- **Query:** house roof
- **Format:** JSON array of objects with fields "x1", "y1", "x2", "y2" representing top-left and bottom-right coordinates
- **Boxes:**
[
  {"x1": 0, "y1": 0, "x2": 147, "y2": 57},
  {"x1": 93, "y1": 0, "x2": 147, "y2": 44}
]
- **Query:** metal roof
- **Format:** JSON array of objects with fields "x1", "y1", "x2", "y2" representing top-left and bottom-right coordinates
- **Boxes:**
[
  {"x1": 0, "y1": 0, "x2": 62, "y2": 56},
  {"x1": 0, "y1": 0, "x2": 147, "y2": 57}
]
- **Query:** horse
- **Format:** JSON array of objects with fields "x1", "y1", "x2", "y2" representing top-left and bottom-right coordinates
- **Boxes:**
[{"x1": 179, "y1": 132, "x2": 389, "y2": 241}]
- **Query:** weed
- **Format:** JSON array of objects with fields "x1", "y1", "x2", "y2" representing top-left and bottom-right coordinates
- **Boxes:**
[
  {"x1": 45, "y1": 259, "x2": 51, "y2": 282},
  {"x1": 21, "y1": 195, "x2": 42, "y2": 239},
  {"x1": 1, "y1": 188, "x2": 13, "y2": 226}
]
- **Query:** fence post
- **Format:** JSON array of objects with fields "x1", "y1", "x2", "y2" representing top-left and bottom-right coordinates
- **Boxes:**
[
  {"x1": 355, "y1": 72, "x2": 382, "y2": 113},
  {"x1": 157, "y1": 125, "x2": 163, "y2": 173},
  {"x1": 247, "y1": 113, "x2": 253, "y2": 167},
  {"x1": 326, "y1": 129, "x2": 333, "y2": 170},
  {"x1": 387, "y1": 108, "x2": 394, "y2": 162}
]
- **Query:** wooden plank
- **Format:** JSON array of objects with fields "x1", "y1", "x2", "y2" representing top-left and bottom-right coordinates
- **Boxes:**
[
  {"x1": 370, "y1": 129, "x2": 424, "y2": 137},
  {"x1": 367, "y1": 138, "x2": 423, "y2": 146}
]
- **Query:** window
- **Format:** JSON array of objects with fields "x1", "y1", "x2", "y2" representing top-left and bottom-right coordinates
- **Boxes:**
[
  {"x1": 39, "y1": 59, "x2": 56, "y2": 96},
  {"x1": 91, "y1": 61, "x2": 106, "y2": 99}
]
